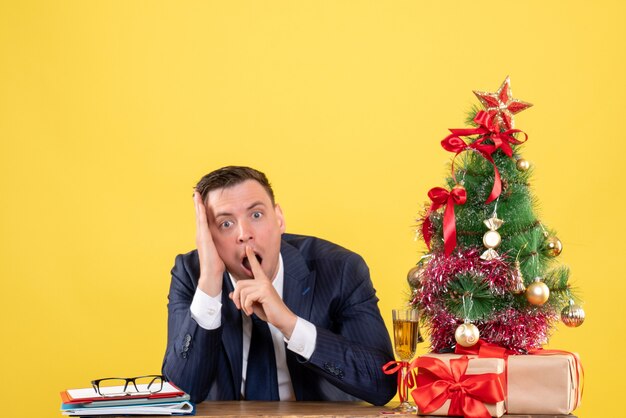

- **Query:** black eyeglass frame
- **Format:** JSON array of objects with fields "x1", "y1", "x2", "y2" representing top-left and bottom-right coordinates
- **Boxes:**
[{"x1": 91, "y1": 374, "x2": 166, "y2": 397}]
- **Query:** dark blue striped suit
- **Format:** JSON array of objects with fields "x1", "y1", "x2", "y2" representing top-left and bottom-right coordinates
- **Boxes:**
[{"x1": 162, "y1": 233, "x2": 397, "y2": 405}]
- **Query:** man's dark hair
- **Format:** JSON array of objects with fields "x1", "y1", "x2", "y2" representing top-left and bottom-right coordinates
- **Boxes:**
[{"x1": 195, "y1": 166, "x2": 275, "y2": 204}]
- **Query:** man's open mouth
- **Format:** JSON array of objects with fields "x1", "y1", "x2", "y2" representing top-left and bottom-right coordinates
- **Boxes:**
[{"x1": 242, "y1": 253, "x2": 263, "y2": 272}]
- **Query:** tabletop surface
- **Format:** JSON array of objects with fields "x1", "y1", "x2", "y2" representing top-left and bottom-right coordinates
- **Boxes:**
[
  {"x1": 193, "y1": 401, "x2": 400, "y2": 417},
  {"x1": 138, "y1": 401, "x2": 577, "y2": 418}
]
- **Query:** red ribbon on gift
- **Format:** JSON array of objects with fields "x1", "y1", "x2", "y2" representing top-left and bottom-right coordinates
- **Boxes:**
[
  {"x1": 412, "y1": 355, "x2": 505, "y2": 418},
  {"x1": 421, "y1": 185, "x2": 467, "y2": 256},
  {"x1": 455, "y1": 339, "x2": 512, "y2": 409},
  {"x1": 441, "y1": 111, "x2": 528, "y2": 204},
  {"x1": 382, "y1": 361, "x2": 415, "y2": 403},
  {"x1": 455, "y1": 339, "x2": 515, "y2": 358}
]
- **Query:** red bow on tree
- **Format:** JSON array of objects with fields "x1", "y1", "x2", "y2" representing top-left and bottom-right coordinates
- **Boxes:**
[
  {"x1": 421, "y1": 185, "x2": 467, "y2": 256},
  {"x1": 440, "y1": 111, "x2": 528, "y2": 204},
  {"x1": 411, "y1": 355, "x2": 505, "y2": 418}
]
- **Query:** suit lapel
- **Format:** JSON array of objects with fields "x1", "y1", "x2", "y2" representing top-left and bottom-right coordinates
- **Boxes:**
[
  {"x1": 221, "y1": 275, "x2": 243, "y2": 398},
  {"x1": 281, "y1": 240, "x2": 316, "y2": 321},
  {"x1": 280, "y1": 239, "x2": 316, "y2": 400}
]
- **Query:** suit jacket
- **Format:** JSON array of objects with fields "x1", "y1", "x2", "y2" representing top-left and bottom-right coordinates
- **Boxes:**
[{"x1": 162, "y1": 233, "x2": 396, "y2": 406}]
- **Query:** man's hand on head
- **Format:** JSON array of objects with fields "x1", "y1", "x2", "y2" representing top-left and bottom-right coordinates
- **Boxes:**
[
  {"x1": 194, "y1": 191, "x2": 225, "y2": 297},
  {"x1": 230, "y1": 245, "x2": 297, "y2": 339}
]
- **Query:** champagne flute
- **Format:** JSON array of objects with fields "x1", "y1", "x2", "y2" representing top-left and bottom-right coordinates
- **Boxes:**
[{"x1": 392, "y1": 308, "x2": 422, "y2": 413}]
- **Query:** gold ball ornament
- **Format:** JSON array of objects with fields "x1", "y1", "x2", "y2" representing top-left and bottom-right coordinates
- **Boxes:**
[
  {"x1": 516, "y1": 158, "x2": 530, "y2": 171},
  {"x1": 455, "y1": 322, "x2": 480, "y2": 347},
  {"x1": 526, "y1": 277, "x2": 550, "y2": 306},
  {"x1": 561, "y1": 301, "x2": 585, "y2": 327},
  {"x1": 407, "y1": 264, "x2": 426, "y2": 287},
  {"x1": 544, "y1": 236, "x2": 563, "y2": 257}
]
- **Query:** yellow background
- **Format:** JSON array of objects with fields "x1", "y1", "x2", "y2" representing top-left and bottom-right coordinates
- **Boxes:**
[{"x1": 1, "y1": 1, "x2": 623, "y2": 417}]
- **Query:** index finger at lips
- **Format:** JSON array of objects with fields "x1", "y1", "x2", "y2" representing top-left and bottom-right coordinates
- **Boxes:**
[{"x1": 245, "y1": 246, "x2": 266, "y2": 281}]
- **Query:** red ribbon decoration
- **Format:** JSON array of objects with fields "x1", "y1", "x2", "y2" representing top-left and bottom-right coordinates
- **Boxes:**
[
  {"x1": 411, "y1": 355, "x2": 505, "y2": 418},
  {"x1": 441, "y1": 111, "x2": 528, "y2": 204},
  {"x1": 382, "y1": 361, "x2": 415, "y2": 403},
  {"x1": 454, "y1": 339, "x2": 514, "y2": 358},
  {"x1": 441, "y1": 134, "x2": 501, "y2": 205},
  {"x1": 422, "y1": 186, "x2": 467, "y2": 256},
  {"x1": 455, "y1": 339, "x2": 512, "y2": 409},
  {"x1": 448, "y1": 110, "x2": 528, "y2": 158}
]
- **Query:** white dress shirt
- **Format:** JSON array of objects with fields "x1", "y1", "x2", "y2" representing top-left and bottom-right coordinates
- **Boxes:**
[{"x1": 189, "y1": 254, "x2": 317, "y2": 400}]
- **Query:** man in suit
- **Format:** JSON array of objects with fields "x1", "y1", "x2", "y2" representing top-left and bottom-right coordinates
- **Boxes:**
[{"x1": 162, "y1": 166, "x2": 396, "y2": 405}]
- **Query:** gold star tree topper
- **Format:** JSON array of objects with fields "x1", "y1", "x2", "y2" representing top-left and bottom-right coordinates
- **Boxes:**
[{"x1": 473, "y1": 76, "x2": 533, "y2": 130}]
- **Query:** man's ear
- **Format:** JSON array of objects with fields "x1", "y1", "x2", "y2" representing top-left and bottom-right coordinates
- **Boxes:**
[{"x1": 274, "y1": 204, "x2": 286, "y2": 233}]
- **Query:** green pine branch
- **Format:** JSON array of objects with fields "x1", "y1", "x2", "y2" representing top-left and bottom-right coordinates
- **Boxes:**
[{"x1": 444, "y1": 273, "x2": 510, "y2": 321}]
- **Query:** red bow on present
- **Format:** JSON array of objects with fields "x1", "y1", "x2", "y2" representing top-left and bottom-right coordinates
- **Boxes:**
[
  {"x1": 412, "y1": 355, "x2": 505, "y2": 418},
  {"x1": 422, "y1": 185, "x2": 467, "y2": 256},
  {"x1": 454, "y1": 339, "x2": 513, "y2": 401},
  {"x1": 382, "y1": 361, "x2": 415, "y2": 403},
  {"x1": 441, "y1": 110, "x2": 528, "y2": 204}
]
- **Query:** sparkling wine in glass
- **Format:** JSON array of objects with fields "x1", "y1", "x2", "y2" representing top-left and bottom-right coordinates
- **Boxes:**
[{"x1": 392, "y1": 308, "x2": 422, "y2": 413}]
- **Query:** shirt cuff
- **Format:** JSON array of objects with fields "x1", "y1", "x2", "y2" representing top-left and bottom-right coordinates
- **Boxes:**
[
  {"x1": 286, "y1": 317, "x2": 316, "y2": 360},
  {"x1": 190, "y1": 288, "x2": 222, "y2": 330}
]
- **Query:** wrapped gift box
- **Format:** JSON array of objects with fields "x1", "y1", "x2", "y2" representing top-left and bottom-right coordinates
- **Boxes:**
[
  {"x1": 506, "y1": 352, "x2": 582, "y2": 414},
  {"x1": 412, "y1": 354, "x2": 506, "y2": 418}
]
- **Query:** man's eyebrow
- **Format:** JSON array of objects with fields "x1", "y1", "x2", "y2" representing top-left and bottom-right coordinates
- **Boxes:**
[
  {"x1": 214, "y1": 211, "x2": 232, "y2": 219},
  {"x1": 247, "y1": 201, "x2": 266, "y2": 211}
]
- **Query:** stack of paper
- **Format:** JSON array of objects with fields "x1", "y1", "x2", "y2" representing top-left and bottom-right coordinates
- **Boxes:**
[{"x1": 60, "y1": 381, "x2": 193, "y2": 416}]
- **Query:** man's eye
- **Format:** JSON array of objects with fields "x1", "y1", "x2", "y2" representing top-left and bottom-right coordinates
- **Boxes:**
[{"x1": 252, "y1": 211, "x2": 263, "y2": 219}]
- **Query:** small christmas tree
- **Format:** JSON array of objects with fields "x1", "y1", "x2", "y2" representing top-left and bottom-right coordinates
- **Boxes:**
[{"x1": 410, "y1": 77, "x2": 585, "y2": 353}]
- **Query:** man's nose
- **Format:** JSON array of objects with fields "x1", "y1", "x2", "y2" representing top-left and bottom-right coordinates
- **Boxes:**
[{"x1": 237, "y1": 220, "x2": 254, "y2": 243}]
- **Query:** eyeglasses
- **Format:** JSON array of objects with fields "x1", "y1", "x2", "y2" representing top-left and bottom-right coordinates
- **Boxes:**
[{"x1": 91, "y1": 375, "x2": 165, "y2": 397}]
